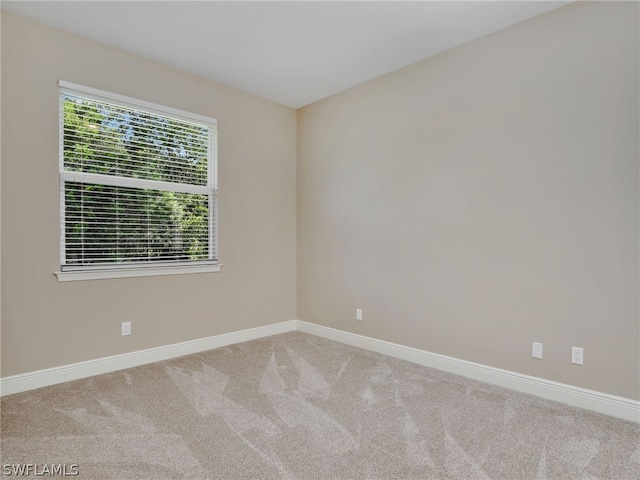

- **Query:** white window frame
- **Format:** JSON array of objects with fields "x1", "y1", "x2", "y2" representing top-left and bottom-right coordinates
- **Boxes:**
[{"x1": 55, "y1": 81, "x2": 220, "y2": 282}]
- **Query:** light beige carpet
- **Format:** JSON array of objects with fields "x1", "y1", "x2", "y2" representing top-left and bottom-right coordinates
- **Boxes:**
[{"x1": 1, "y1": 331, "x2": 639, "y2": 479}]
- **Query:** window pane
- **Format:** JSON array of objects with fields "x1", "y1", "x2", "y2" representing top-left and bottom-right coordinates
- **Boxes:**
[
  {"x1": 62, "y1": 94, "x2": 209, "y2": 186},
  {"x1": 64, "y1": 182, "x2": 211, "y2": 266}
]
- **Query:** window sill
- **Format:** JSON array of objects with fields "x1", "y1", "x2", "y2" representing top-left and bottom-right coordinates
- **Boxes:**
[{"x1": 54, "y1": 264, "x2": 222, "y2": 282}]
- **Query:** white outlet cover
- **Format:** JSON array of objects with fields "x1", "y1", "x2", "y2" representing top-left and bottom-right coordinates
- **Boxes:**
[
  {"x1": 571, "y1": 346, "x2": 583, "y2": 365},
  {"x1": 532, "y1": 342, "x2": 543, "y2": 359}
]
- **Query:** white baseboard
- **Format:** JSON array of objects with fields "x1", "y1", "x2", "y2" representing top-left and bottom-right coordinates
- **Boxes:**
[
  {"x1": 0, "y1": 320, "x2": 297, "y2": 396},
  {"x1": 2, "y1": 318, "x2": 638, "y2": 423},
  {"x1": 296, "y1": 320, "x2": 640, "y2": 423}
]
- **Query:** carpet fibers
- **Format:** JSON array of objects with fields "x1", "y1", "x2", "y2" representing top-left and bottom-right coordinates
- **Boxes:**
[{"x1": 1, "y1": 331, "x2": 639, "y2": 479}]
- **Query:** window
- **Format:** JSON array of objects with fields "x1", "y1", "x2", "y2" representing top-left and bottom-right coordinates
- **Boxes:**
[{"x1": 56, "y1": 81, "x2": 219, "y2": 281}]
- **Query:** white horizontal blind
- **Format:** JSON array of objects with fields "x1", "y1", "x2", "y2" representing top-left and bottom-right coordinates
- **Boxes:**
[{"x1": 60, "y1": 83, "x2": 217, "y2": 271}]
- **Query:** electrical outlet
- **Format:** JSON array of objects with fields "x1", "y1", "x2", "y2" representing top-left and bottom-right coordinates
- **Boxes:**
[
  {"x1": 121, "y1": 321, "x2": 131, "y2": 336},
  {"x1": 571, "y1": 346, "x2": 583, "y2": 365},
  {"x1": 356, "y1": 308, "x2": 363, "y2": 321},
  {"x1": 532, "y1": 342, "x2": 543, "y2": 359}
]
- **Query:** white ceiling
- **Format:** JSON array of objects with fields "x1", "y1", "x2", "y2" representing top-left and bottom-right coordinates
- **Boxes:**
[{"x1": 2, "y1": 1, "x2": 571, "y2": 108}]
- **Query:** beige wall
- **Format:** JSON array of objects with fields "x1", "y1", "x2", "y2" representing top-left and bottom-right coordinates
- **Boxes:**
[
  {"x1": 2, "y1": 2, "x2": 639, "y2": 402},
  {"x1": 1, "y1": 12, "x2": 297, "y2": 377},
  {"x1": 297, "y1": 1, "x2": 639, "y2": 399}
]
